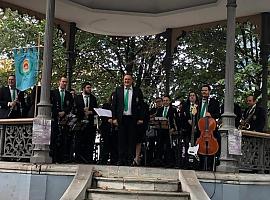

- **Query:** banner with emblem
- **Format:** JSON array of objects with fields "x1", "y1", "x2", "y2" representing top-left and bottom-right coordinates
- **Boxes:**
[{"x1": 13, "y1": 47, "x2": 39, "y2": 91}]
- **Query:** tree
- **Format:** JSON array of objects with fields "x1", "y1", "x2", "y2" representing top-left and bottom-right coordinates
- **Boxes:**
[{"x1": 0, "y1": 9, "x2": 267, "y2": 112}]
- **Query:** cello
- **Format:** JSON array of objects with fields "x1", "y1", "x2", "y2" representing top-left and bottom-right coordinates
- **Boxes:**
[{"x1": 196, "y1": 99, "x2": 219, "y2": 156}]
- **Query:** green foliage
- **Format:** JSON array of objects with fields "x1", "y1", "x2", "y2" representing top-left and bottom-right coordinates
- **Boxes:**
[
  {"x1": 0, "y1": 8, "x2": 45, "y2": 85},
  {"x1": 0, "y1": 9, "x2": 267, "y2": 111}
]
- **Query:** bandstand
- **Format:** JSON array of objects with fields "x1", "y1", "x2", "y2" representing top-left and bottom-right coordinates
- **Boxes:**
[{"x1": 0, "y1": 0, "x2": 269, "y2": 200}]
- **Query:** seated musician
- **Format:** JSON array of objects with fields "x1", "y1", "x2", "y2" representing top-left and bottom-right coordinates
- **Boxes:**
[
  {"x1": 242, "y1": 95, "x2": 266, "y2": 132},
  {"x1": 51, "y1": 77, "x2": 74, "y2": 163},
  {"x1": 155, "y1": 95, "x2": 178, "y2": 167},
  {"x1": 197, "y1": 84, "x2": 220, "y2": 171},
  {"x1": 74, "y1": 82, "x2": 98, "y2": 163}
]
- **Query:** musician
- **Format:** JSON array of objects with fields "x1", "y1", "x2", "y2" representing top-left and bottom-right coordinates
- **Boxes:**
[
  {"x1": 149, "y1": 97, "x2": 163, "y2": 117},
  {"x1": 180, "y1": 92, "x2": 199, "y2": 167},
  {"x1": 147, "y1": 97, "x2": 163, "y2": 166},
  {"x1": 197, "y1": 84, "x2": 220, "y2": 170},
  {"x1": 74, "y1": 82, "x2": 98, "y2": 163},
  {"x1": 133, "y1": 101, "x2": 150, "y2": 166},
  {"x1": 69, "y1": 88, "x2": 77, "y2": 115},
  {"x1": 0, "y1": 75, "x2": 25, "y2": 118},
  {"x1": 70, "y1": 88, "x2": 76, "y2": 98},
  {"x1": 27, "y1": 85, "x2": 41, "y2": 117},
  {"x1": 242, "y1": 95, "x2": 266, "y2": 132},
  {"x1": 155, "y1": 95, "x2": 178, "y2": 167},
  {"x1": 111, "y1": 73, "x2": 144, "y2": 166},
  {"x1": 51, "y1": 76, "x2": 74, "y2": 163}
]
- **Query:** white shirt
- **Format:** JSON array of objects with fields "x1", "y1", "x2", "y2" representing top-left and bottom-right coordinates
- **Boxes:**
[
  {"x1": 9, "y1": 86, "x2": 17, "y2": 101},
  {"x1": 123, "y1": 86, "x2": 133, "y2": 116},
  {"x1": 8, "y1": 87, "x2": 17, "y2": 106},
  {"x1": 83, "y1": 94, "x2": 90, "y2": 107}
]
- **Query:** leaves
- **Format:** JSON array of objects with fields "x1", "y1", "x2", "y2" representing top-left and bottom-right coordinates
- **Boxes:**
[{"x1": 0, "y1": 9, "x2": 266, "y2": 108}]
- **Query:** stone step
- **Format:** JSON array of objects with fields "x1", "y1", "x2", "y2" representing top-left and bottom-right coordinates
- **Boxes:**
[
  {"x1": 93, "y1": 165, "x2": 181, "y2": 180},
  {"x1": 87, "y1": 188, "x2": 190, "y2": 200},
  {"x1": 92, "y1": 177, "x2": 181, "y2": 192}
]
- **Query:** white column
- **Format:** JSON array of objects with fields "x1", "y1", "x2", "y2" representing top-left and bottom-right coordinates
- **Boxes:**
[{"x1": 31, "y1": 0, "x2": 55, "y2": 163}]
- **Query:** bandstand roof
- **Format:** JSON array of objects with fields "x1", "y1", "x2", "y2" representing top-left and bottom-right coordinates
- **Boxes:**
[{"x1": 0, "y1": 0, "x2": 270, "y2": 36}]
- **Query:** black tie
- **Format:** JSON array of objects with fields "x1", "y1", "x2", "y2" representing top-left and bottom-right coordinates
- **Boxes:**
[{"x1": 85, "y1": 96, "x2": 89, "y2": 107}]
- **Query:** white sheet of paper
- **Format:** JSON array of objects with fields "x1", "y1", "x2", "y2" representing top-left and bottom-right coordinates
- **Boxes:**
[
  {"x1": 94, "y1": 108, "x2": 112, "y2": 117},
  {"x1": 155, "y1": 117, "x2": 168, "y2": 121},
  {"x1": 32, "y1": 118, "x2": 51, "y2": 145},
  {"x1": 228, "y1": 129, "x2": 242, "y2": 155}
]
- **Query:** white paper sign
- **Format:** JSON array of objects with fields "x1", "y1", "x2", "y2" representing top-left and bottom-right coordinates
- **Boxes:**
[
  {"x1": 228, "y1": 129, "x2": 242, "y2": 155},
  {"x1": 32, "y1": 118, "x2": 51, "y2": 145},
  {"x1": 94, "y1": 108, "x2": 112, "y2": 117}
]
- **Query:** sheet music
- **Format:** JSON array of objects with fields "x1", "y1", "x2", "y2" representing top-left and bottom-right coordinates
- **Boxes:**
[
  {"x1": 228, "y1": 129, "x2": 242, "y2": 155},
  {"x1": 154, "y1": 117, "x2": 168, "y2": 121},
  {"x1": 94, "y1": 108, "x2": 112, "y2": 117}
]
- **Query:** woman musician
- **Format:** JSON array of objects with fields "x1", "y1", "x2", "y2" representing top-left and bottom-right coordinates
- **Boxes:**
[{"x1": 180, "y1": 92, "x2": 199, "y2": 168}]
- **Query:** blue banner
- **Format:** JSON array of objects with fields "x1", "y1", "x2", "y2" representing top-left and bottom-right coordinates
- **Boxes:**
[{"x1": 13, "y1": 47, "x2": 39, "y2": 91}]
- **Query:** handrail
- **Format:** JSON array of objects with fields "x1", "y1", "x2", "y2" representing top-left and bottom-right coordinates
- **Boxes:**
[
  {"x1": 241, "y1": 130, "x2": 270, "y2": 139},
  {"x1": 60, "y1": 165, "x2": 93, "y2": 200},
  {"x1": 0, "y1": 118, "x2": 34, "y2": 125}
]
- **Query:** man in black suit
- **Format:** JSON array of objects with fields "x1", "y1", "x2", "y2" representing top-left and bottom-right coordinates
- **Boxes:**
[
  {"x1": 155, "y1": 95, "x2": 179, "y2": 167},
  {"x1": 197, "y1": 84, "x2": 220, "y2": 171},
  {"x1": 51, "y1": 76, "x2": 74, "y2": 163},
  {"x1": 74, "y1": 82, "x2": 97, "y2": 163},
  {"x1": 242, "y1": 95, "x2": 266, "y2": 132},
  {"x1": 0, "y1": 75, "x2": 25, "y2": 118},
  {"x1": 112, "y1": 73, "x2": 144, "y2": 166}
]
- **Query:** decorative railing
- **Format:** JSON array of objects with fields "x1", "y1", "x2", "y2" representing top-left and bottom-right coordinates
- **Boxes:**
[
  {"x1": 240, "y1": 130, "x2": 270, "y2": 173},
  {"x1": 0, "y1": 118, "x2": 269, "y2": 173},
  {"x1": 0, "y1": 118, "x2": 34, "y2": 161}
]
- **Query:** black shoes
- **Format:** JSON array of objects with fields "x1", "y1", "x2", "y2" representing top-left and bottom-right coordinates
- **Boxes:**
[{"x1": 131, "y1": 158, "x2": 141, "y2": 166}]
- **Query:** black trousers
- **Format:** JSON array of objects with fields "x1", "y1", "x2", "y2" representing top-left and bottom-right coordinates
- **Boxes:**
[
  {"x1": 118, "y1": 116, "x2": 136, "y2": 165},
  {"x1": 76, "y1": 123, "x2": 96, "y2": 163},
  {"x1": 156, "y1": 129, "x2": 174, "y2": 167},
  {"x1": 50, "y1": 121, "x2": 72, "y2": 163},
  {"x1": 100, "y1": 125, "x2": 118, "y2": 165}
]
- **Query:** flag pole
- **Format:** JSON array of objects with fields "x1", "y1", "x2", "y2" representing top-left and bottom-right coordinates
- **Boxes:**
[{"x1": 34, "y1": 33, "x2": 42, "y2": 117}]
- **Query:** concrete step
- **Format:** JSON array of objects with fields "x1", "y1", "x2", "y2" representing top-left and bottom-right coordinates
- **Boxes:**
[
  {"x1": 93, "y1": 165, "x2": 181, "y2": 180},
  {"x1": 92, "y1": 177, "x2": 181, "y2": 192},
  {"x1": 87, "y1": 188, "x2": 190, "y2": 200}
]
